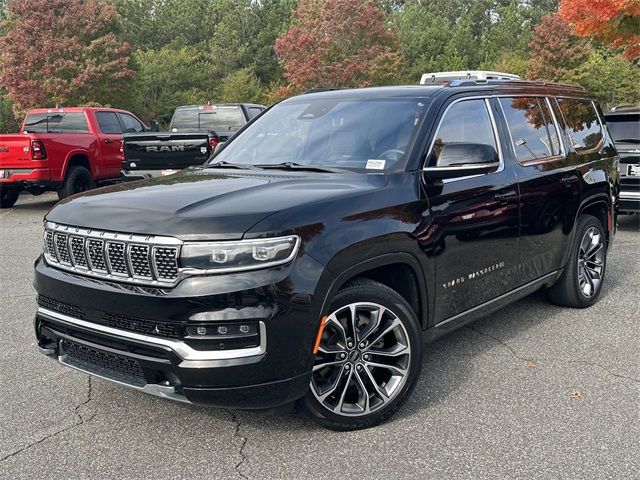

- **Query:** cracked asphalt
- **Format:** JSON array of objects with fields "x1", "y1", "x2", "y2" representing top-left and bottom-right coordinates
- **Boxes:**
[{"x1": 1, "y1": 193, "x2": 638, "y2": 480}]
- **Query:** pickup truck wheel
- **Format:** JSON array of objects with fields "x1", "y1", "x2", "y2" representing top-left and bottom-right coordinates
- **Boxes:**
[
  {"x1": 300, "y1": 278, "x2": 423, "y2": 431},
  {"x1": 547, "y1": 214, "x2": 607, "y2": 308},
  {"x1": 0, "y1": 187, "x2": 19, "y2": 208},
  {"x1": 57, "y1": 166, "x2": 95, "y2": 200}
]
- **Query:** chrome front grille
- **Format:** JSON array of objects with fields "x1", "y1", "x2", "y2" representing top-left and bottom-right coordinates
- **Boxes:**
[{"x1": 43, "y1": 222, "x2": 181, "y2": 286}]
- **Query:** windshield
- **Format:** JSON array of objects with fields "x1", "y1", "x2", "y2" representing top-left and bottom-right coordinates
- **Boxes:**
[
  {"x1": 208, "y1": 97, "x2": 429, "y2": 172},
  {"x1": 606, "y1": 114, "x2": 639, "y2": 142}
]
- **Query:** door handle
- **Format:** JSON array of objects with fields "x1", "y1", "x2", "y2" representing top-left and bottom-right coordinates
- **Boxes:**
[
  {"x1": 104, "y1": 139, "x2": 113, "y2": 144},
  {"x1": 561, "y1": 175, "x2": 578, "y2": 186},
  {"x1": 494, "y1": 190, "x2": 517, "y2": 203}
]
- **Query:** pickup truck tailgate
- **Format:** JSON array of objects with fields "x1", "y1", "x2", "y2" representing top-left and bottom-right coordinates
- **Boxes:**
[
  {"x1": 0, "y1": 135, "x2": 32, "y2": 167},
  {"x1": 123, "y1": 133, "x2": 210, "y2": 170}
]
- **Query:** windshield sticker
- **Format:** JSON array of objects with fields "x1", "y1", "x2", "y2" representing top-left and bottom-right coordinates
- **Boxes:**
[{"x1": 366, "y1": 159, "x2": 386, "y2": 170}]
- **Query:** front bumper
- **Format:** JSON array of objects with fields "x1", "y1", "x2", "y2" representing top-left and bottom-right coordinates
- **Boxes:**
[{"x1": 34, "y1": 254, "x2": 326, "y2": 408}]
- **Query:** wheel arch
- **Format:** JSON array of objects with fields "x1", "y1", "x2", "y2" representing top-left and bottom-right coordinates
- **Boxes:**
[
  {"x1": 62, "y1": 151, "x2": 94, "y2": 179},
  {"x1": 318, "y1": 253, "x2": 428, "y2": 330}
]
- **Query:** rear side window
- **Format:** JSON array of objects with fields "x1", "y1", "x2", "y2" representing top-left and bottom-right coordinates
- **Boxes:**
[
  {"x1": 170, "y1": 106, "x2": 245, "y2": 132},
  {"x1": 117, "y1": 113, "x2": 144, "y2": 133},
  {"x1": 95, "y1": 111, "x2": 122, "y2": 134},
  {"x1": 557, "y1": 98, "x2": 603, "y2": 153},
  {"x1": 431, "y1": 99, "x2": 497, "y2": 166},
  {"x1": 24, "y1": 112, "x2": 89, "y2": 133},
  {"x1": 499, "y1": 97, "x2": 560, "y2": 162}
]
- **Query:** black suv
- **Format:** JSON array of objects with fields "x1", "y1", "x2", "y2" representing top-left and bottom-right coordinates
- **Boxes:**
[
  {"x1": 604, "y1": 105, "x2": 639, "y2": 214},
  {"x1": 34, "y1": 80, "x2": 619, "y2": 430}
]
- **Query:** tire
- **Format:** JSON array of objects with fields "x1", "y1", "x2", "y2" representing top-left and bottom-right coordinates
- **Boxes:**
[
  {"x1": 300, "y1": 278, "x2": 423, "y2": 431},
  {"x1": 547, "y1": 214, "x2": 607, "y2": 308},
  {"x1": 57, "y1": 166, "x2": 94, "y2": 200},
  {"x1": 0, "y1": 188, "x2": 19, "y2": 209}
]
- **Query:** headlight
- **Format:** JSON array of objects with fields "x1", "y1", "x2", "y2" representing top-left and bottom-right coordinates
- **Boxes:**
[{"x1": 180, "y1": 235, "x2": 300, "y2": 273}]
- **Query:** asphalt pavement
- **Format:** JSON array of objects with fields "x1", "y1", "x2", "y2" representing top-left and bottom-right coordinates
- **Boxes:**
[{"x1": 1, "y1": 192, "x2": 638, "y2": 479}]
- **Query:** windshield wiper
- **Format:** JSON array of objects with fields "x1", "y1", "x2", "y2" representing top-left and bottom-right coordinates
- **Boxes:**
[
  {"x1": 613, "y1": 138, "x2": 640, "y2": 144},
  {"x1": 206, "y1": 160, "x2": 256, "y2": 170},
  {"x1": 254, "y1": 162, "x2": 347, "y2": 173}
]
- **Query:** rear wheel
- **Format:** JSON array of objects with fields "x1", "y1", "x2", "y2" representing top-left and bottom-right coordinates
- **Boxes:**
[
  {"x1": 548, "y1": 214, "x2": 607, "y2": 308},
  {"x1": 57, "y1": 166, "x2": 94, "y2": 200},
  {"x1": 300, "y1": 278, "x2": 422, "y2": 431},
  {"x1": 0, "y1": 187, "x2": 19, "y2": 208}
]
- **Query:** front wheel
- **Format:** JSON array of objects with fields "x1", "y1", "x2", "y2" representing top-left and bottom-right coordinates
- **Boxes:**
[
  {"x1": 300, "y1": 278, "x2": 423, "y2": 431},
  {"x1": 0, "y1": 187, "x2": 19, "y2": 208},
  {"x1": 548, "y1": 214, "x2": 607, "y2": 308}
]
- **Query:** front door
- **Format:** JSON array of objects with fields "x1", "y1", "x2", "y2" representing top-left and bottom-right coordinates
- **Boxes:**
[
  {"x1": 94, "y1": 111, "x2": 124, "y2": 179},
  {"x1": 420, "y1": 97, "x2": 520, "y2": 323}
]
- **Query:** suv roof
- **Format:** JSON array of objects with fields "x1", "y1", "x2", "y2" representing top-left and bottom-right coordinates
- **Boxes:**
[
  {"x1": 26, "y1": 107, "x2": 131, "y2": 115},
  {"x1": 293, "y1": 80, "x2": 590, "y2": 102}
]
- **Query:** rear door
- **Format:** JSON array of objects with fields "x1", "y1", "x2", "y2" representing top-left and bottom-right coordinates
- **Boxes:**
[
  {"x1": 94, "y1": 111, "x2": 124, "y2": 179},
  {"x1": 421, "y1": 97, "x2": 520, "y2": 323},
  {"x1": 496, "y1": 96, "x2": 581, "y2": 285}
]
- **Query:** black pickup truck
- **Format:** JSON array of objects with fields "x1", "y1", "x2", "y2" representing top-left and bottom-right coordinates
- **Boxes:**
[{"x1": 121, "y1": 103, "x2": 265, "y2": 180}]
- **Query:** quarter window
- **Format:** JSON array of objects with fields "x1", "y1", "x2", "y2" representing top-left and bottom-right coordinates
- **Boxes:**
[
  {"x1": 96, "y1": 111, "x2": 122, "y2": 134},
  {"x1": 499, "y1": 97, "x2": 560, "y2": 162},
  {"x1": 431, "y1": 99, "x2": 497, "y2": 166},
  {"x1": 557, "y1": 98, "x2": 603, "y2": 153}
]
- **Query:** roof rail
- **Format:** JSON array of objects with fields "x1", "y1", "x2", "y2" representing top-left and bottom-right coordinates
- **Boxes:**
[
  {"x1": 303, "y1": 88, "x2": 345, "y2": 94},
  {"x1": 446, "y1": 78, "x2": 586, "y2": 90}
]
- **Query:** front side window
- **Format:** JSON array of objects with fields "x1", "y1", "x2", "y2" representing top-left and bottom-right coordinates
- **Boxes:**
[
  {"x1": 210, "y1": 98, "x2": 429, "y2": 172},
  {"x1": 117, "y1": 113, "x2": 144, "y2": 133},
  {"x1": 499, "y1": 97, "x2": 560, "y2": 162},
  {"x1": 431, "y1": 99, "x2": 497, "y2": 166},
  {"x1": 557, "y1": 98, "x2": 603, "y2": 153},
  {"x1": 96, "y1": 111, "x2": 122, "y2": 134}
]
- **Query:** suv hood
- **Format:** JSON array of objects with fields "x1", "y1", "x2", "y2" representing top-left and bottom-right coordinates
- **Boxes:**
[{"x1": 47, "y1": 168, "x2": 380, "y2": 240}]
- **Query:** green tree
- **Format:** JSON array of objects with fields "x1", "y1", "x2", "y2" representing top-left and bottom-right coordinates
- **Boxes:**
[
  {"x1": 218, "y1": 67, "x2": 264, "y2": 104},
  {"x1": 134, "y1": 45, "x2": 218, "y2": 124}
]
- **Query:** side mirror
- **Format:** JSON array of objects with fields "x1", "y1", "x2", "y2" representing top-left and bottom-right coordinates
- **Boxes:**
[
  {"x1": 148, "y1": 120, "x2": 160, "y2": 132},
  {"x1": 423, "y1": 143, "x2": 499, "y2": 179}
]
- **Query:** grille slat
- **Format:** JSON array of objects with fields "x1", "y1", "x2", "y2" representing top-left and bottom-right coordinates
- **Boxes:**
[
  {"x1": 43, "y1": 224, "x2": 180, "y2": 286},
  {"x1": 54, "y1": 233, "x2": 72, "y2": 265},
  {"x1": 70, "y1": 236, "x2": 88, "y2": 268}
]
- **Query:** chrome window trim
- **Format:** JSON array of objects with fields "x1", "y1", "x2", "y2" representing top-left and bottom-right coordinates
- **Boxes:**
[
  {"x1": 545, "y1": 97, "x2": 567, "y2": 157},
  {"x1": 423, "y1": 96, "x2": 504, "y2": 183},
  {"x1": 38, "y1": 307, "x2": 267, "y2": 363}
]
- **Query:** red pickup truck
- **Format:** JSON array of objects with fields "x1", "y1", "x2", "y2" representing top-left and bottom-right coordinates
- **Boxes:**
[{"x1": 0, "y1": 107, "x2": 146, "y2": 208}]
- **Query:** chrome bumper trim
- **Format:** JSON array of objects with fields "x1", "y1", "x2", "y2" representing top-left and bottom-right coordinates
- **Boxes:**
[
  {"x1": 619, "y1": 191, "x2": 640, "y2": 200},
  {"x1": 37, "y1": 307, "x2": 267, "y2": 363}
]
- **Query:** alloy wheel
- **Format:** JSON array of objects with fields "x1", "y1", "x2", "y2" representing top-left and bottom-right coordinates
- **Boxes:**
[
  {"x1": 577, "y1": 226, "x2": 604, "y2": 298},
  {"x1": 311, "y1": 302, "x2": 411, "y2": 417}
]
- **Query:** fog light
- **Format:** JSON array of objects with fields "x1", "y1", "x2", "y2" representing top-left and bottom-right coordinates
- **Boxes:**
[
  {"x1": 217, "y1": 326, "x2": 228, "y2": 335},
  {"x1": 196, "y1": 326, "x2": 207, "y2": 336},
  {"x1": 239, "y1": 325, "x2": 250, "y2": 334}
]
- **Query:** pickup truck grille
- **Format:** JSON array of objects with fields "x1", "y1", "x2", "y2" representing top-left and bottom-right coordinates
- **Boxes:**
[{"x1": 43, "y1": 222, "x2": 181, "y2": 286}]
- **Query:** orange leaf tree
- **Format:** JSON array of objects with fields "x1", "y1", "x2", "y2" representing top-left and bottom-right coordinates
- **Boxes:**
[
  {"x1": 273, "y1": 0, "x2": 404, "y2": 98},
  {"x1": 0, "y1": 0, "x2": 134, "y2": 114},
  {"x1": 559, "y1": 0, "x2": 640, "y2": 59}
]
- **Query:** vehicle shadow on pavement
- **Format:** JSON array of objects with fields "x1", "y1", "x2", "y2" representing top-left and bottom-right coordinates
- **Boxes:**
[{"x1": 9, "y1": 194, "x2": 58, "y2": 213}]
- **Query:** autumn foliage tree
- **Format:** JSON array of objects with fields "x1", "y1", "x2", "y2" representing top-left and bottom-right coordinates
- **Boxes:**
[
  {"x1": 0, "y1": 0, "x2": 134, "y2": 115},
  {"x1": 274, "y1": 0, "x2": 404, "y2": 97},
  {"x1": 559, "y1": 0, "x2": 640, "y2": 59},
  {"x1": 528, "y1": 14, "x2": 591, "y2": 81}
]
